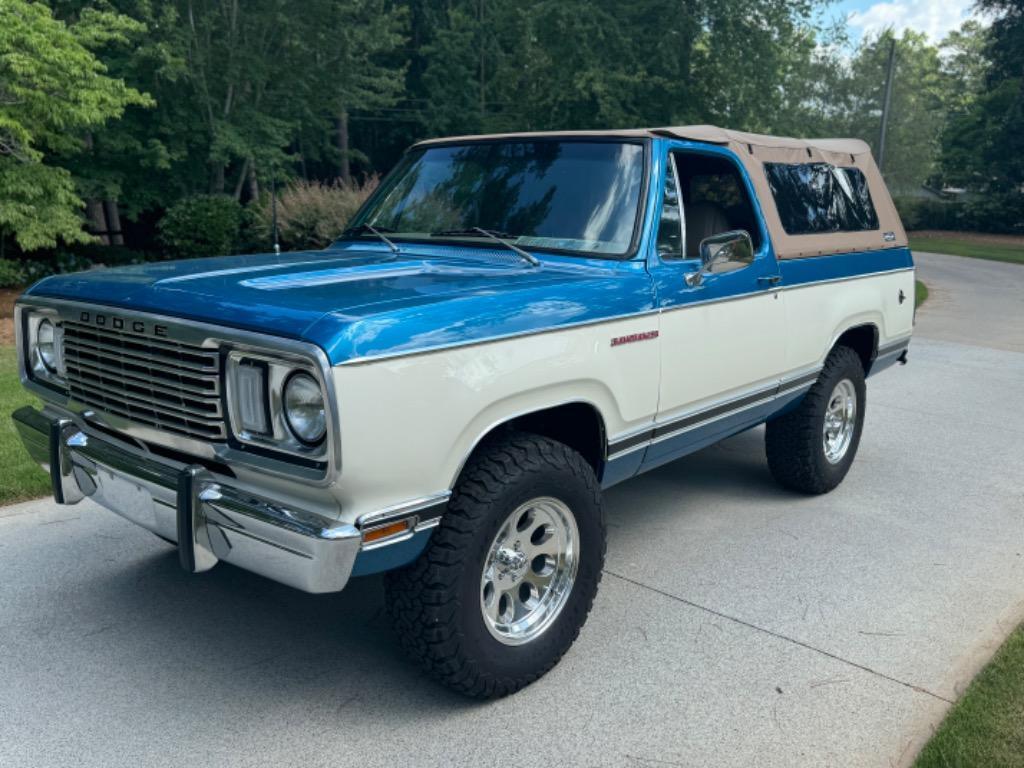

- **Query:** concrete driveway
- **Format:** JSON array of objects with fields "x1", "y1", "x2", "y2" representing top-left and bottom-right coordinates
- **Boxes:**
[{"x1": 1, "y1": 252, "x2": 1022, "y2": 768}]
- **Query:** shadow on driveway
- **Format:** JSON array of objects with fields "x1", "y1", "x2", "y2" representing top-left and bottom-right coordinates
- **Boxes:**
[{"x1": 72, "y1": 428, "x2": 774, "y2": 715}]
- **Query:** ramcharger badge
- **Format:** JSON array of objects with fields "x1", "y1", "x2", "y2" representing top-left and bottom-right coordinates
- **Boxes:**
[{"x1": 611, "y1": 330, "x2": 659, "y2": 347}]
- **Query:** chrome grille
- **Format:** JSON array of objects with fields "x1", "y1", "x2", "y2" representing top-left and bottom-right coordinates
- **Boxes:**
[{"x1": 61, "y1": 321, "x2": 226, "y2": 441}]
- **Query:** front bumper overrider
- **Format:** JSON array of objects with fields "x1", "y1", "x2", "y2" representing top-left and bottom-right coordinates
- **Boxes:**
[{"x1": 12, "y1": 406, "x2": 361, "y2": 593}]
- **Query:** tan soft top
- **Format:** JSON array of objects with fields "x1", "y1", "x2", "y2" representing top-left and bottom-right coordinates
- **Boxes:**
[{"x1": 415, "y1": 125, "x2": 906, "y2": 260}]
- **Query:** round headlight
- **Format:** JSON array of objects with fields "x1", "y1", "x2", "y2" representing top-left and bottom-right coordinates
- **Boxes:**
[
  {"x1": 283, "y1": 372, "x2": 326, "y2": 445},
  {"x1": 37, "y1": 319, "x2": 57, "y2": 372}
]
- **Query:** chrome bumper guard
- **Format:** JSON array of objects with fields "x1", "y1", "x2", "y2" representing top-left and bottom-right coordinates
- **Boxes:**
[{"x1": 12, "y1": 406, "x2": 360, "y2": 594}]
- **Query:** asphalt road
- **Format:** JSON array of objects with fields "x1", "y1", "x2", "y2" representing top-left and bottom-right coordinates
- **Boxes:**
[
  {"x1": 1, "y1": 252, "x2": 1022, "y2": 768},
  {"x1": 912, "y1": 251, "x2": 1024, "y2": 353}
]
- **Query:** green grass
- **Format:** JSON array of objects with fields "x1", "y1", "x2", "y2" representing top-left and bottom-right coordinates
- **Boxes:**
[
  {"x1": 915, "y1": 623, "x2": 1024, "y2": 767},
  {"x1": 0, "y1": 347, "x2": 50, "y2": 505},
  {"x1": 909, "y1": 235, "x2": 1024, "y2": 265},
  {"x1": 915, "y1": 280, "x2": 929, "y2": 308}
]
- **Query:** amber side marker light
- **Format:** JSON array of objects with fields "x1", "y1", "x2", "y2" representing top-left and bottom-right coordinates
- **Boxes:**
[{"x1": 362, "y1": 519, "x2": 413, "y2": 544}]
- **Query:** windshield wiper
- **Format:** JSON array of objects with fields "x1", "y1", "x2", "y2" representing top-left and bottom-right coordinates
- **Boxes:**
[
  {"x1": 342, "y1": 223, "x2": 401, "y2": 255},
  {"x1": 431, "y1": 227, "x2": 540, "y2": 267}
]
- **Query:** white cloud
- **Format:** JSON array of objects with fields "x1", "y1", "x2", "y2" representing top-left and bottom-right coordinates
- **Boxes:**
[{"x1": 846, "y1": 0, "x2": 975, "y2": 43}]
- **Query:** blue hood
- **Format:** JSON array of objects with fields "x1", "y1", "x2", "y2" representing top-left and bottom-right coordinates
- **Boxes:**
[{"x1": 27, "y1": 242, "x2": 654, "y2": 364}]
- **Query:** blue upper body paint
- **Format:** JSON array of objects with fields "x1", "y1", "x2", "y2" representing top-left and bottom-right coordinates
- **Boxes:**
[{"x1": 25, "y1": 138, "x2": 913, "y2": 365}]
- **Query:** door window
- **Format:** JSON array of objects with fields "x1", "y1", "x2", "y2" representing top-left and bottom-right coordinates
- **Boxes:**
[
  {"x1": 676, "y1": 152, "x2": 761, "y2": 259},
  {"x1": 656, "y1": 150, "x2": 762, "y2": 262}
]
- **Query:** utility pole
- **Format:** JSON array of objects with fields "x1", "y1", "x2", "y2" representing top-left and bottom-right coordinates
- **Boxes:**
[{"x1": 877, "y1": 37, "x2": 897, "y2": 174}]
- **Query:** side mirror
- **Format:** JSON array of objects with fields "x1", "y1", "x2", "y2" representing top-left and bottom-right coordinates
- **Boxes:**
[{"x1": 685, "y1": 230, "x2": 754, "y2": 287}]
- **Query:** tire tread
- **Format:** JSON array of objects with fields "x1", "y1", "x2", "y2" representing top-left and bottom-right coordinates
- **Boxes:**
[
  {"x1": 765, "y1": 345, "x2": 865, "y2": 494},
  {"x1": 385, "y1": 431, "x2": 604, "y2": 698}
]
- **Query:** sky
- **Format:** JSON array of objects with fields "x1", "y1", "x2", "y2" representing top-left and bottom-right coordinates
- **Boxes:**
[{"x1": 829, "y1": 0, "x2": 979, "y2": 44}]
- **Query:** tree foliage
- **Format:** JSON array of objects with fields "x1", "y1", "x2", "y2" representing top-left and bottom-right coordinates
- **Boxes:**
[
  {"x1": 817, "y1": 30, "x2": 950, "y2": 192},
  {"x1": 0, "y1": 0, "x2": 151, "y2": 249},
  {"x1": 158, "y1": 193, "x2": 243, "y2": 258},
  {"x1": 252, "y1": 177, "x2": 379, "y2": 250},
  {"x1": 177, "y1": 0, "x2": 398, "y2": 191},
  {"x1": 942, "y1": 2, "x2": 1023, "y2": 197},
  {"x1": 1, "y1": 0, "x2": 1020, "y2": 256}
]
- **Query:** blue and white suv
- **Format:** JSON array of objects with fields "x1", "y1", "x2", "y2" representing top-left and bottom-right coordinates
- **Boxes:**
[{"x1": 13, "y1": 125, "x2": 914, "y2": 697}]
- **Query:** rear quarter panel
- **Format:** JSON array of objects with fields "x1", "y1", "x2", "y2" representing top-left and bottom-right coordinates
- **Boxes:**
[{"x1": 779, "y1": 248, "x2": 915, "y2": 374}]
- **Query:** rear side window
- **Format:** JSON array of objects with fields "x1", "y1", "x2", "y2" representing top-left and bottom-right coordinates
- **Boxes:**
[{"x1": 765, "y1": 163, "x2": 879, "y2": 235}]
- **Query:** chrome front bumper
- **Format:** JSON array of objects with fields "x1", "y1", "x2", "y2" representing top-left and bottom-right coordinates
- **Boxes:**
[{"x1": 13, "y1": 406, "x2": 360, "y2": 593}]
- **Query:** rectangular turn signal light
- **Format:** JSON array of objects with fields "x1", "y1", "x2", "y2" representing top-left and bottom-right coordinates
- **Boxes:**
[{"x1": 362, "y1": 519, "x2": 413, "y2": 544}]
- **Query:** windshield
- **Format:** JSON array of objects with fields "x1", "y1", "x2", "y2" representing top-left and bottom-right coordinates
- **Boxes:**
[{"x1": 347, "y1": 140, "x2": 646, "y2": 257}]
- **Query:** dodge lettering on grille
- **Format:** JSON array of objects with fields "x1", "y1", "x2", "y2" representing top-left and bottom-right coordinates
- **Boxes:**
[{"x1": 78, "y1": 311, "x2": 168, "y2": 337}]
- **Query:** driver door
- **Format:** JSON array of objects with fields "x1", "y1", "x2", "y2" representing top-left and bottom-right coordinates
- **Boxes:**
[{"x1": 644, "y1": 148, "x2": 786, "y2": 468}]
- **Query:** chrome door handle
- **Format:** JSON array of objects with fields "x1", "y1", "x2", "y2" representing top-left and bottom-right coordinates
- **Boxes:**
[{"x1": 758, "y1": 275, "x2": 781, "y2": 286}]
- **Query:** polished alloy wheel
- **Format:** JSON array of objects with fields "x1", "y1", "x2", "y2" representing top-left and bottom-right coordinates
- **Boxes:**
[
  {"x1": 822, "y1": 378, "x2": 857, "y2": 464},
  {"x1": 480, "y1": 496, "x2": 579, "y2": 645}
]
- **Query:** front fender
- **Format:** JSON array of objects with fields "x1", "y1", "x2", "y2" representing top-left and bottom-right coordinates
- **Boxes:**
[{"x1": 329, "y1": 315, "x2": 660, "y2": 524}]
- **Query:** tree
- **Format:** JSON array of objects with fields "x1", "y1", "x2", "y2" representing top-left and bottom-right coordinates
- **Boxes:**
[
  {"x1": 818, "y1": 30, "x2": 948, "y2": 192},
  {"x1": 941, "y1": 2, "x2": 1023, "y2": 198},
  {"x1": 50, "y1": 0, "x2": 192, "y2": 240},
  {"x1": 471, "y1": 0, "x2": 647, "y2": 131},
  {"x1": 19, "y1": 0, "x2": 994, "y2": 255},
  {"x1": 415, "y1": 0, "x2": 832, "y2": 137},
  {"x1": 307, "y1": 0, "x2": 407, "y2": 182},
  {"x1": 419, "y1": 6, "x2": 484, "y2": 136},
  {"x1": 177, "y1": 0, "x2": 406, "y2": 196},
  {"x1": 941, "y1": 20, "x2": 989, "y2": 116},
  {"x1": 0, "y1": 1, "x2": 152, "y2": 250}
]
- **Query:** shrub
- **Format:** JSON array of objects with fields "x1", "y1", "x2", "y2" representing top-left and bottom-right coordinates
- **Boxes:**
[
  {"x1": 961, "y1": 194, "x2": 1024, "y2": 235},
  {"x1": 57, "y1": 242, "x2": 154, "y2": 268},
  {"x1": 159, "y1": 194, "x2": 244, "y2": 259},
  {"x1": 894, "y1": 197, "x2": 962, "y2": 231},
  {"x1": 0, "y1": 259, "x2": 26, "y2": 288},
  {"x1": 0, "y1": 245, "x2": 152, "y2": 289},
  {"x1": 895, "y1": 193, "x2": 1024, "y2": 235},
  {"x1": 254, "y1": 177, "x2": 379, "y2": 251},
  {"x1": 4, "y1": 254, "x2": 94, "y2": 286}
]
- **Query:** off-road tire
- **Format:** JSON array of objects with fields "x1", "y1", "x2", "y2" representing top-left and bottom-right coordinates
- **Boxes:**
[
  {"x1": 765, "y1": 345, "x2": 866, "y2": 494},
  {"x1": 384, "y1": 432, "x2": 605, "y2": 698}
]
